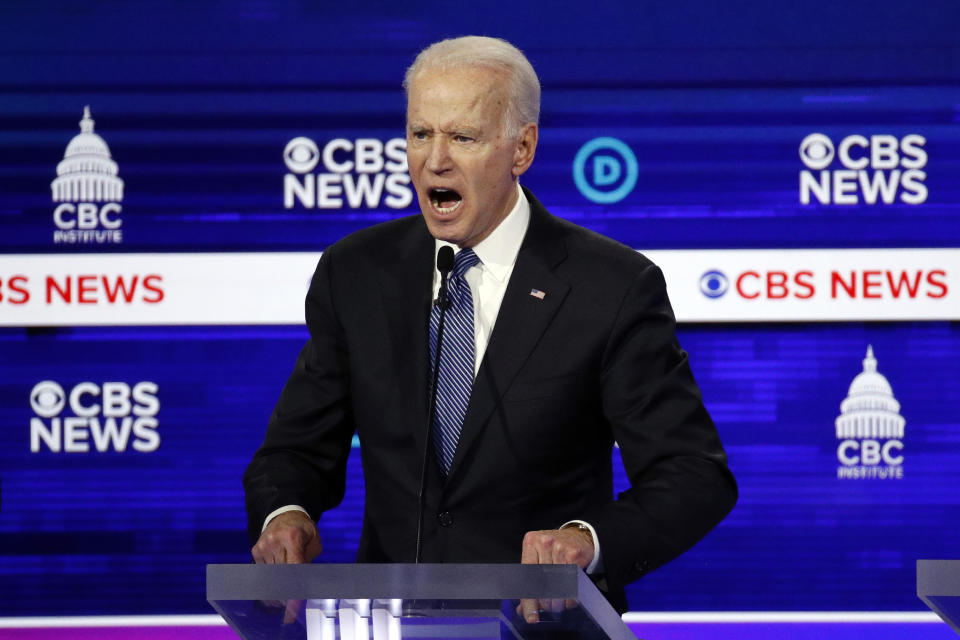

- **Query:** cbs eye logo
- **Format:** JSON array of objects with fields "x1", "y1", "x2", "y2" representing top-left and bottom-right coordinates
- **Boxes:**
[
  {"x1": 799, "y1": 133, "x2": 835, "y2": 170},
  {"x1": 284, "y1": 137, "x2": 320, "y2": 174},
  {"x1": 573, "y1": 137, "x2": 639, "y2": 204},
  {"x1": 699, "y1": 270, "x2": 729, "y2": 299},
  {"x1": 31, "y1": 381, "x2": 65, "y2": 417}
]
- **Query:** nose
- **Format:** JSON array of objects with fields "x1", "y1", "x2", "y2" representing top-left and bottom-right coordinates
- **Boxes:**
[{"x1": 425, "y1": 137, "x2": 452, "y2": 174}]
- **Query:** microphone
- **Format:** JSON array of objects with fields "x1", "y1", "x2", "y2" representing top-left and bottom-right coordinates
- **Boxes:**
[
  {"x1": 416, "y1": 245, "x2": 455, "y2": 562},
  {"x1": 435, "y1": 245, "x2": 454, "y2": 309}
]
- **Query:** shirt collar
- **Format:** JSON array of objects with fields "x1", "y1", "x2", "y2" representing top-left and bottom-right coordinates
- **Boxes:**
[{"x1": 434, "y1": 182, "x2": 530, "y2": 283}]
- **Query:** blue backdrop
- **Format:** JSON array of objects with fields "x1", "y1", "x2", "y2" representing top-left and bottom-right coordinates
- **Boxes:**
[{"x1": 1, "y1": 0, "x2": 959, "y2": 618}]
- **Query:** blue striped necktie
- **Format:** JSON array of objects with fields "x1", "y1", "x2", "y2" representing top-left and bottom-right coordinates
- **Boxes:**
[{"x1": 430, "y1": 248, "x2": 480, "y2": 475}]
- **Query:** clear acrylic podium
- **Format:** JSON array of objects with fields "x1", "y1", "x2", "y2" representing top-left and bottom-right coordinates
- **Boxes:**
[
  {"x1": 207, "y1": 563, "x2": 637, "y2": 640},
  {"x1": 918, "y1": 559, "x2": 960, "y2": 634}
]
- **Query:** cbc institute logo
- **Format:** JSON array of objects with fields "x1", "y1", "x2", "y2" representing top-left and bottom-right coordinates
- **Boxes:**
[
  {"x1": 835, "y1": 346, "x2": 905, "y2": 480},
  {"x1": 30, "y1": 380, "x2": 160, "y2": 453},
  {"x1": 51, "y1": 107, "x2": 125, "y2": 244}
]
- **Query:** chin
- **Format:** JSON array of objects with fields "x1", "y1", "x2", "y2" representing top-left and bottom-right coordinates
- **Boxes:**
[{"x1": 422, "y1": 218, "x2": 459, "y2": 244}]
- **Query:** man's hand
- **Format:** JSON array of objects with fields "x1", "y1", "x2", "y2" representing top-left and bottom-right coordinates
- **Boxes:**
[
  {"x1": 519, "y1": 528, "x2": 595, "y2": 624},
  {"x1": 251, "y1": 511, "x2": 321, "y2": 625},
  {"x1": 251, "y1": 510, "x2": 322, "y2": 565}
]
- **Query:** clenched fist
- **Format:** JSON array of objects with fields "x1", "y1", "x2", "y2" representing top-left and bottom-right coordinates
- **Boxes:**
[{"x1": 251, "y1": 510, "x2": 322, "y2": 565}]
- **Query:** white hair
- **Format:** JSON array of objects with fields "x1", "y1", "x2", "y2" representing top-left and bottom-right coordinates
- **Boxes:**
[{"x1": 403, "y1": 36, "x2": 540, "y2": 138}]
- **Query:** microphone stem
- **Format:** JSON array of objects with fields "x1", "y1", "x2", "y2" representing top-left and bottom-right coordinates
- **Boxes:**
[{"x1": 415, "y1": 269, "x2": 450, "y2": 563}]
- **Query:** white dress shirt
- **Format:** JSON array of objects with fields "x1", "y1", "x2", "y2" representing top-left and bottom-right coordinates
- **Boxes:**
[{"x1": 432, "y1": 182, "x2": 530, "y2": 376}]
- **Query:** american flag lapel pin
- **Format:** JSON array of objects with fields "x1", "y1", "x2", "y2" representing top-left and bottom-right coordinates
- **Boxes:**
[{"x1": 529, "y1": 288, "x2": 546, "y2": 300}]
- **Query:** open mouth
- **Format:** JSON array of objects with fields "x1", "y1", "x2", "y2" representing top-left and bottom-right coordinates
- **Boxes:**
[{"x1": 429, "y1": 188, "x2": 463, "y2": 214}]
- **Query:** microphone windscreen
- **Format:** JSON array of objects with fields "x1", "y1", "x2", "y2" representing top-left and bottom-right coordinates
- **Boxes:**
[{"x1": 437, "y1": 245, "x2": 454, "y2": 274}]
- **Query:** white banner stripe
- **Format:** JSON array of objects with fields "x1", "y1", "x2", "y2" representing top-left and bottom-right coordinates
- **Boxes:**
[
  {"x1": 647, "y1": 247, "x2": 957, "y2": 322},
  {"x1": 0, "y1": 249, "x2": 955, "y2": 326},
  {"x1": 0, "y1": 252, "x2": 320, "y2": 326}
]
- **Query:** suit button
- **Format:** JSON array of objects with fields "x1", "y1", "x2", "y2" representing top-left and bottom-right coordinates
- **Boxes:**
[{"x1": 437, "y1": 511, "x2": 453, "y2": 527}]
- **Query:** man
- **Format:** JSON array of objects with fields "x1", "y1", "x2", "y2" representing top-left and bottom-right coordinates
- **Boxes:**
[{"x1": 244, "y1": 35, "x2": 736, "y2": 618}]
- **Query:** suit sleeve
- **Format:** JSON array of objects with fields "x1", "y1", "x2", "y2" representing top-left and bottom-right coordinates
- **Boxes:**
[
  {"x1": 583, "y1": 261, "x2": 737, "y2": 596},
  {"x1": 243, "y1": 247, "x2": 356, "y2": 544}
]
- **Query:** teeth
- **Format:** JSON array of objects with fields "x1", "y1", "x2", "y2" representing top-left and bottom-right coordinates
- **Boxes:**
[
  {"x1": 435, "y1": 200, "x2": 461, "y2": 213},
  {"x1": 430, "y1": 188, "x2": 462, "y2": 214}
]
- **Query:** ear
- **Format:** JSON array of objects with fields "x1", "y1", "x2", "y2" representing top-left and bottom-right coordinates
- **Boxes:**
[{"x1": 511, "y1": 123, "x2": 538, "y2": 177}]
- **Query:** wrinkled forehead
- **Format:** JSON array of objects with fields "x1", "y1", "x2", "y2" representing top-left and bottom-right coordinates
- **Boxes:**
[
  {"x1": 406, "y1": 64, "x2": 509, "y2": 119},
  {"x1": 407, "y1": 60, "x2": 508, "y2": 92}
]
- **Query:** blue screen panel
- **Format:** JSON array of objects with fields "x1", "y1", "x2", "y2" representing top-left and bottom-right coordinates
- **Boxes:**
[{"x1": 1, "y1": 322, "x2": 957, "y2": 614}]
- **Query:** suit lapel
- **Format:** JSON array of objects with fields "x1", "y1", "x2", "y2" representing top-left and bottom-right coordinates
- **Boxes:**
[
  {"x1": 376, "y1": 218, "x2": 435, "y2": 459},
  {"x1": 446, "y1": 191, "x2": 570, "y2": 483}
]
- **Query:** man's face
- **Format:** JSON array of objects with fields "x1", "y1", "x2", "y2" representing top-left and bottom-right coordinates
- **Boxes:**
[{"x1": 406, "y1": 65, "x2": 537, "y2": 248}]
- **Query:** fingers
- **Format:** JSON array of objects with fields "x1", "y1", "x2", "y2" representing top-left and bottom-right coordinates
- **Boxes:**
[
  {"x1": 521, "y1": 529, "x2": 594, "y2": 568},
  {"x1": 516, "y1": 597, "x2": 567, "y2": 625},
  {"x1": 252, "y1": 530, "x2": 289, "y2": 564},
  {"x1": 251, "y1": 511, "x2": 322, "y2": 565},
  {"x1": 283, "y1": 599, "x2": 304, "y2": 625},
  {"x1": 519, "y1": 529, "x2": 596, "y2": 624},
  {"x1": 518, "y1": 598, "x2": 539, "y2": 624},
  {"x1": 286, "y1": 542, "x2": 304, "y2": 564},
  {"x1": 519, "y1": 531, "x2": 542, "y2": 623},
  {"x1": 520, "y1": 532, "x2": 541, "y2": 565},
  {"x1": 251, "y1": 539, "x2": 284, "y2": 564},
  {"x1": 304, "y1": 532, "x2": 323, "y2": 561}
]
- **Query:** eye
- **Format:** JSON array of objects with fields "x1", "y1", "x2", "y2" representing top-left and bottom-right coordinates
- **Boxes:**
[
  {"x1": 453, "y1": 134, "x2": 474, "y2": 143},
  {"x1": 410, "y1": 130, "x2": 429, "y2": 141}
]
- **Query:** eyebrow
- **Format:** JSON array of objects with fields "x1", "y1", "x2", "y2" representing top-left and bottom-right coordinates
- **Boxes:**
[{"x1": 407, "y1": 122, "x2": 482, "y2": 137}]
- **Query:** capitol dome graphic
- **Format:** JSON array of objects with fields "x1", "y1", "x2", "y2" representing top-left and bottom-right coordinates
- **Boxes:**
[
  {"x1": 51, "y1": 106, "x2": 124, "y2": 202},
  {"x1": 835, "y1": 345, "x2": 905, "y2": 439}
]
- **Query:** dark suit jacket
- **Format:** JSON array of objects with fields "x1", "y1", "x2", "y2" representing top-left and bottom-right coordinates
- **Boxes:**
[{"x1": 244, "y1": 188, "x2": 737, "y2": 612}]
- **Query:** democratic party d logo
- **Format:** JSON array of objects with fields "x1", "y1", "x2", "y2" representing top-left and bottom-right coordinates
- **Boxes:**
[{"x1": 573, "y1": 137, "x2": 639, "y2": 204}]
